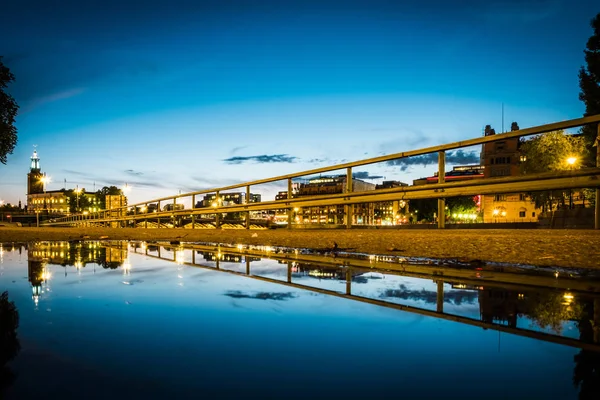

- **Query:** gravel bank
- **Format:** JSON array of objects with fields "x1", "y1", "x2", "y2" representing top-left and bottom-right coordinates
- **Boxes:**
[{"x1": 1, "y1": 226, "x2": 599, "y2": 269}]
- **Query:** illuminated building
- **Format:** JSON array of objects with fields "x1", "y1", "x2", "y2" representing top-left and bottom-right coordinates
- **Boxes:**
[
  {"x1": 373, "y1": 180, "x2": 409, "y2": 225},
  {"x1": 412, "y1": 165, "x2": 484, "y2": 186},
  {"x1": 196, "y1": 192, "x2": 261, "y2": 208},
  {"x1": 479, "y1": 124, "x2": 541, "y2": 223},
  {"x1": 25, "y1": 147, "x2": 102, "y2": 215},
  {"x1": 292, "y1": 175, "x2": 376, "y2": 225}
]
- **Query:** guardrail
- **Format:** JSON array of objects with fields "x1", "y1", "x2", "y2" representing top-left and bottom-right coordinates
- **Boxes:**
[{"x1": 44, "y1": 115, "x2": 600, "y2": 229}]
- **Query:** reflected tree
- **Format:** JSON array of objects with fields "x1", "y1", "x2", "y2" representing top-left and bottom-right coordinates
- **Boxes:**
[
  {"x1": 0, "y1": 291, "x2": 20, "y2": 391},
  {"x1": 573, "y1": 299, "x2": 600, "y2": 399},
  {"x1": 527, "y1": 292, "x2": 583, "y2": 334}
]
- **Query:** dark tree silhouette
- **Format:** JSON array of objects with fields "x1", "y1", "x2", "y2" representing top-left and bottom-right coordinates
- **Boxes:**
[
  {"x1": 578, "y1": 13, "x2": 600, "y2": 166},
  {"x1": 0, "y1": 57, "x2": 18, "y2": 164},
  {"x1": 573, "y1": 299, "x2": 600, "y2": 399},
  {"x1": 0, "y1": 291, "x2": 20, "y2": 391}
]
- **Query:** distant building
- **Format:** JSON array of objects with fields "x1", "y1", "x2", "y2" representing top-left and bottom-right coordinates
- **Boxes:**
[
  {"x1": 195, "y1": 192, "x2": 261, "y2": 208},
  {"x1": 412, "y1": 165, "x2": 484, "y2": 186},
  {"x1": 479, "y1": 124, "x2": 540, "y2": 223},
  {"x1": 25, "y1": 147, "x2": 101, "y2": 215},
  {"x1": 373, "y1": 180, "x2": 410, "y2": 225},
  {"x1": 291, "y1": 175, "x2": 376, "y2": 225}
]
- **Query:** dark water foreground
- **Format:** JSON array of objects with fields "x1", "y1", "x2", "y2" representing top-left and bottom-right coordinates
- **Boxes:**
[{"x1": 1, "y1": 241, "x2": 599, "y2": 399}]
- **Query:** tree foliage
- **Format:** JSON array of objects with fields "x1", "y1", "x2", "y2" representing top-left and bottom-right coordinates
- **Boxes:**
[
  {"x1": 0, "y1": 291, "x2": 20, "y2": 367},
  {"x1": 0, "y1": 57, "x2": 18, "y2": 165},
  {"x1": 95, "y1": 186, "x2": 123, "y2": 210},
  {"x1": 520, "y1": 130, "x2": 587, "y2": 174},
  {"x1": 65, "y1": 189, "x2": 92, "y2": 213},
  {"x1": 526, "y1": 292, "x2": 583, "y2": 335},
  {"x1": 409, "y1": 196, "x2": 477, "y2": 222},
  {"x1": 519, "y1": 130, "x2": 587, "y2": 210},
  {"x1": 579, "y1": 12, "x2": 600, "y2": 165}
]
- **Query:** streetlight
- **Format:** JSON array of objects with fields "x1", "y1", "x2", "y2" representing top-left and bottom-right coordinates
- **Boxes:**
[
  {"x1": 74, "y1": 185, "x2": 82, "y2": 213},
  {"x1": 39, "y1": 175, "x2": 51, "y2": 222},
  {"x1": 565, "y1": 156, "x2": 578, "y2": 208}
]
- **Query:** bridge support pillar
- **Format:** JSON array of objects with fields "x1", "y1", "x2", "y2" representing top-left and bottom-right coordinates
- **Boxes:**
[
  {"x1": 287, "y1": 178, "x2": 293, "y2": 230},
  {"x1": 247, "y1": 258, "x2": 250, "y2": 275},
  {"x1": 287, "y1": 261, "x2": 292, "y2": 283},
  {"x1": 438, "y1": 151, "x2": 446, "y2": 229},
  {"x1": 246, "y1": 185, "x2": 251, "y2": 230},
  {"x1": 346, "y1": 167, "x2": 353, "y2": 229},
  {"x1": 346, "y1": 269, "x2": 352, "y2": 295},
  {"x1": 437, "y1": 280, "x2": 444, "y2": 313},
  {"x1": 438, "y1": 199, "x2": 446, "y2": 229}
]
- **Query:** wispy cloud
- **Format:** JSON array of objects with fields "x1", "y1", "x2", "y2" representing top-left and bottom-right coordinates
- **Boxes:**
[
  {"x1": 352, "y1": 171, "x2": 384, "y2": 180},
  {"x1": 23, "y1": 87, "x2": 85, "y2": 112},
  {"x1": 387, "y1": 150, "x2": 480, "y2": 171},
  {"x1": 378, "y1": 129, "x2": 431, "y2": 154},
  {"x1": 222, "y1": 154, "x2": 297, "y2": 165},
  {"x1": 224, "y1": 291, "x2": 296, "y2": 301},
  {"x1": 125, "y1": 169, "x2": 144, "y2": 176},
  {"x1": 230, "y1": 145, "x2": 248, "y2": 155}
]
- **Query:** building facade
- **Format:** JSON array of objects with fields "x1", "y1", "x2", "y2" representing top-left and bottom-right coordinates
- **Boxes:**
[{"x1": 479, "y1": 124, "x2": 541, "y2": 223}]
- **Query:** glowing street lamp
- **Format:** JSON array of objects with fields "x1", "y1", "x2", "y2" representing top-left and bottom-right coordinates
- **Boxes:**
[
  {"x1": 74, "y1": 186, "x2": 82, "y2": 212},
  {"x1": 566, "y1": 156, "x2": 578, "y2": 167},
  {"x1": 40, "y1": 175, "x2": 51, "y2": 192}
]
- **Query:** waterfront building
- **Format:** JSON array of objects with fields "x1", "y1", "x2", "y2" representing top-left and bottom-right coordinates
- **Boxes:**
[{"x1": 25, "y1": 147, "x2": 108, "y2": 216}]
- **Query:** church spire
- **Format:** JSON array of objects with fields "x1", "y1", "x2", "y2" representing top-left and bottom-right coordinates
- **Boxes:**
[{"x1": 30, "y1": 146, "x2": 40, "y2": 171}]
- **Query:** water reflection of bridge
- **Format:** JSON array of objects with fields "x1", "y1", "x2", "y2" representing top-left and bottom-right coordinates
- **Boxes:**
[{"x1": 125, "y1": 242, "x2": 600, "y2": 352}]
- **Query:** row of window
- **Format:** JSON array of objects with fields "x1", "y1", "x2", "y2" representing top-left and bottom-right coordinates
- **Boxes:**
[
  {"x1": 491, "y1": 156, "x2": 511, "y2": 165},
  {"x1": 494, "y1": 194, "x2": 529, "y2": 202},
  {"x1": 32, "y1": 198, "x2": 65, "y2": 204}
]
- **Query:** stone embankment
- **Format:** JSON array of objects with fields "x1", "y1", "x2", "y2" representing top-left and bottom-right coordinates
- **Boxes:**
[{"x1": 1, "y1": 226, "x2": 599, "y2": 269}]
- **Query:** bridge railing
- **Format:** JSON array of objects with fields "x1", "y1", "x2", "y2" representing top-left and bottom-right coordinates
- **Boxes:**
[{"x1": 44, "y1": 115, "x2": 600, "y2": 229}]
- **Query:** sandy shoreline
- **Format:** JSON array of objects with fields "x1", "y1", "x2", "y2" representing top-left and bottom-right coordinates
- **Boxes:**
[{"x1": 1, "y1": 225, "x2": 600, "y2": 269}]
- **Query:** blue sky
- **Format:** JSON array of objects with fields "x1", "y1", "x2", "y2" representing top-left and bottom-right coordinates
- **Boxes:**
[{"x1": 0, "y1": 0, "x2": 598, "y2": 205}]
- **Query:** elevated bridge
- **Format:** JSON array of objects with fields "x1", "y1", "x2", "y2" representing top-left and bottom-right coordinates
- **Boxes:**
[{"x1": 45, "y1": 115, "x2": 600, "y2": 229}]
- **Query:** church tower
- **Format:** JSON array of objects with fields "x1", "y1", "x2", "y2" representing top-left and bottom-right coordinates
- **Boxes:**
[{"x1": 27, "y1": 148, "x2": 44, "y2": 195}]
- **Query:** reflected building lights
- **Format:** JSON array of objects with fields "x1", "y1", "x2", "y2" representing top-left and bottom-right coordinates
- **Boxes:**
[
  {"x1": 123, "y1": 259, "x2": 131, "y2": 275},
  {"x1": 175, "y1": 249, "x2": 185, "y2": 265}
]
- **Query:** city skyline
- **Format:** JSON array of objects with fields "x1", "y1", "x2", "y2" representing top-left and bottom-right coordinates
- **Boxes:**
[{"x1": 1, "y1": 0, "x2": 599, "y2": 205}]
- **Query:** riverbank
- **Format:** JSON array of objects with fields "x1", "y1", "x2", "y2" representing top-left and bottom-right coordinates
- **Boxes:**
[{"x1": 1, "y1": 226, "x2": 600, "y2": 269}]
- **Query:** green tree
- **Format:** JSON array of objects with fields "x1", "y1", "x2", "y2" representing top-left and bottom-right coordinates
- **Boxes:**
[
  {"x1": 408, "y1": 198, "x2": 437, "y2": 221},
  {"x1": 95, "y1": 186, "x2": 123, "y2": 210},
  {"x1": 0, "y1": 57, "x2": 18, "y2": 165},
  {"x1": 65, "y1": 189, "x2": 92, "y2": 213},
  {"x1": 446, "y1": 196, "x2": 478, "y2": 222},
  {"x1": 579, "y1": 13, "x2": 600, "y2": 166},
  {"x1": 519, "y1": 130, "x2": 587, "y2": 211},
  {"x1": 526, "y1": 292, "x2": 583, "y2": 335}
]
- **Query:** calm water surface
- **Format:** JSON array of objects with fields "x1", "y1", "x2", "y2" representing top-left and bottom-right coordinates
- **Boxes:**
[{"x1": 1, "y1": 241, "x2": 599, "y2": 399}]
